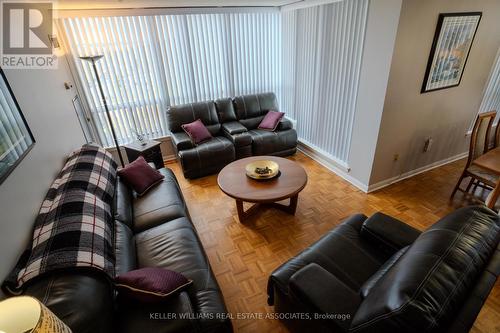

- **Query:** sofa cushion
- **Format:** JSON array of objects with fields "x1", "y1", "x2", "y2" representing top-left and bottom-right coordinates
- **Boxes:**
[
  {"x1": 114, "y1": 176, "x2": 134, "y2": 229},
  {"x1": 248, "y1": 129, "x2": 298, "y2": 155},
  {"x1": 167, "y1": 101, "x2": 221, "y2": 136},
  {"x1": 215, "y1": 98, "x2": 237, "y2": 123},
  {"x1": 359, "y1": 246, "x2": 408, "y2": 298},
  {"x1": 268, "y1": 214, "x2": 389, "y2": 306},
  {"x1": 233, "y1": 93, "x2": 278, "y2": 129},
  {"x1": 23, "y1": 271, "x2": 114, "y2": 333},
  {"x1": 350, "y1": 206, "x2": 500, "y2": 333},
  {"x1": 181, "y1": 119, "x2": 213, "y2": 145},
  {"x1": 119, "y1": 156, "x2": 165, "y2": 196},
  {"x1": 133, "y1": 168, "x2": 188, "y2": 233},
  {"x1": 135, "y1": 217, "x2": 231, "y2": 331},
  {"x1": 115, "y1": 291, "x2": 198, "y2": 333},
  {"x1": 115, "y1": 221, "x2": 136, "y2": 276},
  {"x1": 258, "y1": 110, "x2": 284, "y2": 131},
  {"x1": 178, "y1": 136, "x2": 235, "y2": 179},
  {"x1": 116, "y1": 267, "x2": 192, "y2": 303}
]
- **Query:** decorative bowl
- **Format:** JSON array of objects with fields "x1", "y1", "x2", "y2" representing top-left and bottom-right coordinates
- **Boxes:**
[{"x1": 245, "y1": 160, "x2": 279, "y2": 180}]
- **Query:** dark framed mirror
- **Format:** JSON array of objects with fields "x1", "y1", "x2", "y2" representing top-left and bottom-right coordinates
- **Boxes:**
[{"x1": 0, "y1": 67, "x2": 35, "y2": 185}]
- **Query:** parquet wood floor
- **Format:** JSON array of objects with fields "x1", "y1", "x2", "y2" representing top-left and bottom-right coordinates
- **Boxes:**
[{"x1": 165, "y1": 152, "x2": 500, "y2": 333}]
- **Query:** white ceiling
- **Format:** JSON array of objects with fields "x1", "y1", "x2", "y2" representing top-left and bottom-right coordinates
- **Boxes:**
[{"x1": 55, "y1": 0, "x2": 301, "y2": 10}]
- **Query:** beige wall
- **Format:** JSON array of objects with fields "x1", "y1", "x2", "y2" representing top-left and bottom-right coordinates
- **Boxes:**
[
  {"x1": 0, "y1": 61, "x2": 85, "y2": 296},
  {"x1": 369, "y1": 0, "x2": 500, "y2": 186}
]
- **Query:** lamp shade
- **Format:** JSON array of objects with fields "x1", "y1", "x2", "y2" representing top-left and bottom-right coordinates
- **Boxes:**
[{"x1": 0, "y1": 296, "x2": 72, "y2": 333}]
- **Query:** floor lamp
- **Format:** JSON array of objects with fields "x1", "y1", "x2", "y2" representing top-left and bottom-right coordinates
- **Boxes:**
[{"x1": 79, "y1": 55, "x2": 125, "y2": 167}]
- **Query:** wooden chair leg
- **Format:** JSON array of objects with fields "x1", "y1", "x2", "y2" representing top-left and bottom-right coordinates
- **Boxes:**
[
  {"x1": 465, "y1": 177, "x2": 475, "y2": 193},
  {"x1": 450, "y1": 171, "x2": 467, "y2": 199}
]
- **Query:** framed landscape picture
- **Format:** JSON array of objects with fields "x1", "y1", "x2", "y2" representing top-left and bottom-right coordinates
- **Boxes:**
[
  {"x1": 0, "y1": 67, "x2": 35, "y2": 185},
  {"x1": 421, "y1": 12, "x2": 482, "y2": 93}
]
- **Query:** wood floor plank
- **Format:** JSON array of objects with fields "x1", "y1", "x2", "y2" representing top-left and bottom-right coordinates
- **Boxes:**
[{"x1": 166, "y1": 152, "x2": 499, "y2": 333}]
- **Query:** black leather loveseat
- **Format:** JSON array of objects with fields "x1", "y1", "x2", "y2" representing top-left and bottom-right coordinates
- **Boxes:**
[
  {"x1": 15, "y1": 167, "x2": 233, "y2": 333},
  {"x1": 268, "y1": 206, "x2": 500, "y2": 333},
  {"x1": 167, "y1": 92, "x2": 297, "y2": 179}
]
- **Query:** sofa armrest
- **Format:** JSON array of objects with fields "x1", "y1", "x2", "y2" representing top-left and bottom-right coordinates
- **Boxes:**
[
  {"x1": 277, "y1": 118, "x2": 293, "y2": 131},
  {"x1": 289, "y1": 263, "x2": 360, "y2": 330},
  {"x1": 222, "y1": 121, "x2": 247, "y2": 135},
  {"x1": 171, "y1": 132, "x2": 194, "y2": 151},
  {"x1": 360, "y1": 212, "x2": 421, "y2": 255}
]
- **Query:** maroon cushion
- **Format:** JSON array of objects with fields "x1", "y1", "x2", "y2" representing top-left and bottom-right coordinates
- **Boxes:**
[
  {"x1": 181, "y1": 119, "x2": 212, "y2": 145},
  {"x1": 258, "y1": 110, "x2": 285, "y2": 131},
  {"x1": 117, "y1": 156, "x2": 164, "y2": 196},
  {"x1": 115, "y1": 267, "x2": 192, "y2": 303}
]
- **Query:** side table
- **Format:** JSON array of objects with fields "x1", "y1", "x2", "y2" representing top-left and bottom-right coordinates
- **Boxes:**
[{"x1": 124, "y1": 140, "x2": 163, "y2": 169}]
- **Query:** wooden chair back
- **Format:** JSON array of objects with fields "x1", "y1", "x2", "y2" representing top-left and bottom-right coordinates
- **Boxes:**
[{"x1": 467, "y1": 111, "x2": 497, "y2": 167}]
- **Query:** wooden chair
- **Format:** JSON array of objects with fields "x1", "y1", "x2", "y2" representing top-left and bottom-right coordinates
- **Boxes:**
[{"x1": 450, "y1": 111, "x2": 497, "y2": 200}]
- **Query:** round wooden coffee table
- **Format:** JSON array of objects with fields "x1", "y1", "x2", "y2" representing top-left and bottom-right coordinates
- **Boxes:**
[{"x1": 217, "y1": 156, "x2": 307, "y2": 222}]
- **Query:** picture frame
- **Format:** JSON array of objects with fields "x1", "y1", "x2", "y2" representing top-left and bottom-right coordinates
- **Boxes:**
[
  {"x1": 421, "y1": 12, "x2": 482, "y2": 93},
  {"x1": 0, "y1": 67, "x2": 35, "y2": 185}
]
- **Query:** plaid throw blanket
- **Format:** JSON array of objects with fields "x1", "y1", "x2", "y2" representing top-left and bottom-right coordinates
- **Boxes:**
[{"x1": 3, "y1": 144, "x2": 117, "y2": 294}]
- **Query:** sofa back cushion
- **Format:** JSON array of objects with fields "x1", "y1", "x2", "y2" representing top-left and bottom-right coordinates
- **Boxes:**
[
  {"x1": 233, "y1": 92, "x2": 278, "y2": 129},
  {"x1": 350, "y1": 206, "x2": 500, "y2": 333},
  {"x1": 215, "y1": 97, "x2": 237, "y2": 123},
  {"x1": 167, "y1": 101, "x2": 221, "y2": 135}
]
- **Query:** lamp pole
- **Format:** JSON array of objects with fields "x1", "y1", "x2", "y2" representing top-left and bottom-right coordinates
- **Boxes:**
[{"x1": 79, "y1": 55, "x2": 125, "y2": 167}]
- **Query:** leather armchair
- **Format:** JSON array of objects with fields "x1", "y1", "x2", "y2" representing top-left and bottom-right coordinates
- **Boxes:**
[{"x1": 268, "y1": 206, "x2": 500, "y2": 333}]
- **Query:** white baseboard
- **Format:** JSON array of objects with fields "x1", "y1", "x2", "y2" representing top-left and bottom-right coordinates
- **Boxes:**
[
  {"x1": 367, "y1": 152, "x2": 468, "y2": 193},
  {"x1": 298, "y1": 140, "x2": 467, "y2": 194},
  {"x1": 297, "y1": 140, "x2": 370, "y2": 192}
]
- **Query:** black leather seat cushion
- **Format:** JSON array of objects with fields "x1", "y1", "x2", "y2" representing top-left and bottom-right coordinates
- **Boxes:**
[
  {"x1": 135, "y1": 217, "x2": 231, "y2": 332},
  {"x1": 133, "y1": 168, "x2": 188, "y2": 233},
  {"x1": 248, "y1": 129, "x2": 297, "y2": 156},
  {"x1": 178, "y1": 136, "x2": 235, "y2": 178},
  {"x1": 351, "y1": 206, "x2": 500, "y2": 333},
  {"x1": 115, "y1": 291, "x2": 198, "y2": 333},
  {"x1": 23, "y1": 271, "x2": 114, "y2": 333},
  {"x1": 269, "y1": 214, "x2": 389, "y2": 305}
]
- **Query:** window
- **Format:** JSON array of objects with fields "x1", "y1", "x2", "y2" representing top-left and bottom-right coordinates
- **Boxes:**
[
  {"x1": 60, "y1": 11, "x2": 281, "y2": 147},
  {"x1": 0, "y1": 68, "x2": 35, "y2": 184}
]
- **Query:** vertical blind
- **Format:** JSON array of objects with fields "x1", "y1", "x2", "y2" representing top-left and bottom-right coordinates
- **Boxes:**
[
  {"x1": 281, "y1": 0, "x2": 369, "y2": 165},
  {"x1": 61, "y1": 11, "x2": 281, "y2": 147},
  {"x1": 478, "y1": 47, "x2": 500, "y2": 120}
]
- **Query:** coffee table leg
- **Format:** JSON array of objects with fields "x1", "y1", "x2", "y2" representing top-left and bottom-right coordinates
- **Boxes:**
[
  {"x1": 235, "y1": 195, "x2": 299, "y2": 222},
  {"x1": 288, "y1": 194, "x2": 298, "y2": 215},
  {"x1": 236, "y1": 199, "x2": 246, "y2": 221}
]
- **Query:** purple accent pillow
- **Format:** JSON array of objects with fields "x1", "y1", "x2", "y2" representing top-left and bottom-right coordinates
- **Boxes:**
[
  {"x1": 258, "y1": 110, "x2": 285, "y2": 131},
  {"x1": 115, "y1": 268, "x2": 192, "y2": 303},
  {"x1": 117, "y1": 156, "x2": 164, "y2": 196},
  {"x1": 181, "y1": 119, "x2": 212, "y2": 145}
]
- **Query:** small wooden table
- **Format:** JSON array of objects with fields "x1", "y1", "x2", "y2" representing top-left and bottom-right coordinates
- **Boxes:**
[
  {"x1": 472, "y1": 147, "x2": 500, "y2": 209},
  {"x1": 217, "y1": 156, "x2": 308, "y2": 222},
  {"x1": 124, "y1": 140, "x2": 163, "y2": 169}
]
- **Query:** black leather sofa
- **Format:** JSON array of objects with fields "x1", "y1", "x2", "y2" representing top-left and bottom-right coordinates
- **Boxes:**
[
  {"x1": 268, "y1": 206, "x2": 500, "y2": 333},
  {"x1": 167, "y1": 92, "x2": 297, "y2": 179},
  {"x1": 19, "y1": 167, "x2": 233, "y2": 333}
]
